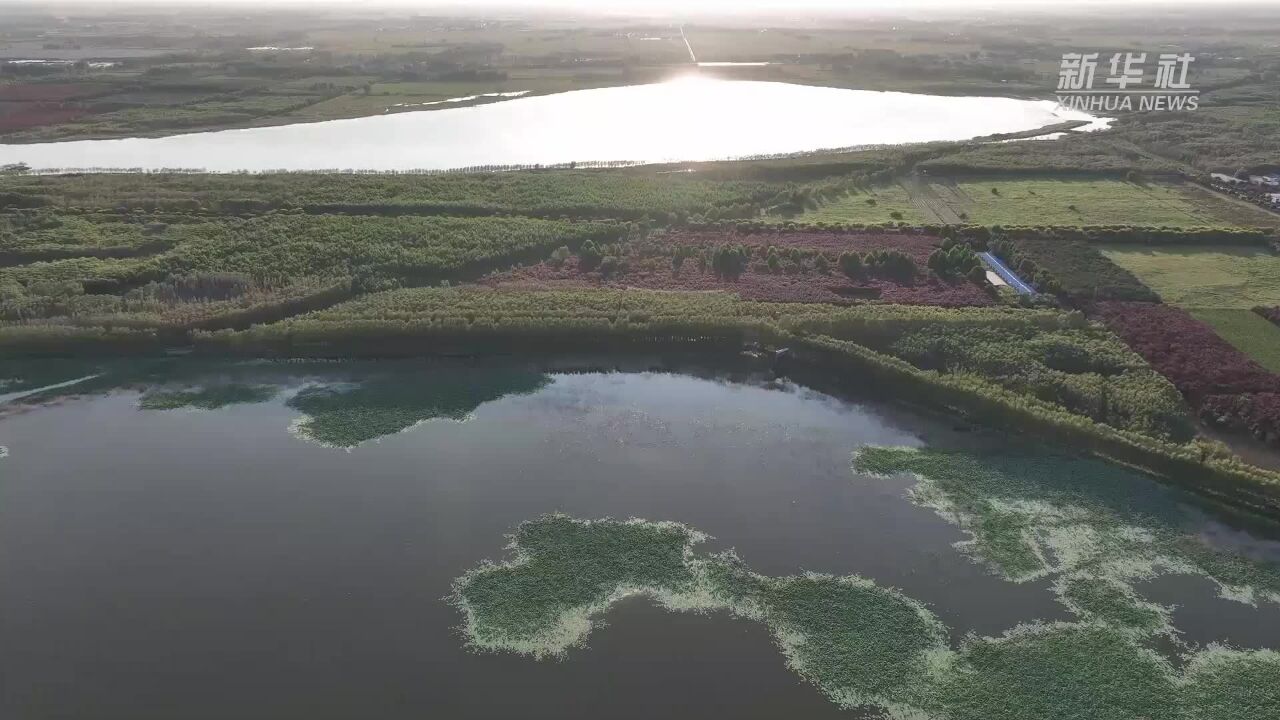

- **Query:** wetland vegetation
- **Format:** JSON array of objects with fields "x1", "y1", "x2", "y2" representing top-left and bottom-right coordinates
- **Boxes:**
[
  {"x1": 5, "y1": 2, "x2": 1280, "y2": 718},
  {"x1": 454, "y1": 439, "x2": 1280, "y2": 719}
]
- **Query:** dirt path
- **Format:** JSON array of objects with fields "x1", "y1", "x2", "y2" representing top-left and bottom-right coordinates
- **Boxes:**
[
  {"x1": 902, "y1": 175, "x2": 965, "y2": 224},
  {"x1": 1187, "y1": 183, "x2": 1280, "y2": 228}
]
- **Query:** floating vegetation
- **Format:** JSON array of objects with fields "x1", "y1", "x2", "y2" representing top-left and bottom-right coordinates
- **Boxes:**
[
  {"x1": 854, "y1": 446, "x2": 1280, "y2": 637},
  {"x1": 453, "y1": 515, "x2": 707, "y2": 658},
  {"x1": 452, "y1": 514, "x2": 948, "y2": 715},
  {"x1": 286, "y1": 369, "x2": 550, "y2": 448},
  {"x1": 1180, "y1": 646, "x2": 1280, "y2": 720},
  {"x1": 0, "y1": 446, "x2": 8, "y2": 459},
  {"x1": 698, "y1": 553, "x2": 948, "y2": 715},
  {"x1": 455, "y1": 513, "x2": 1280, "y2": 719},
  {"x1": 1055, "y1": 575, "x2": 1169, "y2": 633},
  {"x1": 138, "y1": 383, "x2": 278, "y2": 411},
  {"x1": 938, "y1": 622, "x2": 1180, "y2": 720}
]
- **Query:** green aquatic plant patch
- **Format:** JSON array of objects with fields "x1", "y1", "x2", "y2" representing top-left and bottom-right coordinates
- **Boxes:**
[
  {"x1": 1180, "y1": 647, "x2": 1280, "y2": 720},
  {"x1": 1055, "y1": 575, "x2": 1169, "y2": 633},
  {"x1": 937, "y1": 622, "x2": 1180, "y2": 720},
  {"x1": 700, "y1": 555, "x2": 948, "y2": 715},
  {"x1": 853, "y1": 447, "x2": 1280, "y2": 631},
  {"x1": 454, "y1": 513, "x2": 1280, "y2": 719},
  {"x1": 453, "y1": 514, "x2": 949, "y2": 714},
  {"x1": 454, "y1": 515, "x2": 707, "y2": 658}
]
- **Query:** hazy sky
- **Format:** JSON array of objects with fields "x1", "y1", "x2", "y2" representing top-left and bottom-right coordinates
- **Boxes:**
[
  {"x1": 297, "y1": 0, "x2": 1277, "y2": 20},
  {"x1": 33, "y1": 0, "x2": 1270, "y2": 6},
  {"x1": 259, "y1": 0, "x2": 1271, "y2": 6},
  {"x1": 11, "y1": 0, "x2": 1270, "y2": 20}
]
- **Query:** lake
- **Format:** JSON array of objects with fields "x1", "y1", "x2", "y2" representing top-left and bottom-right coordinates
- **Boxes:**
[
  {"x1": 0, "y1": 78, "x2": 1101, "y2": 173},
  {"x1": 1, "y1": 358, "x2": 1277, "y2": 719}
]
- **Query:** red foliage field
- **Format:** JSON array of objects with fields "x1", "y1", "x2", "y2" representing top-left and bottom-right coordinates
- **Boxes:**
[
  {"x1": 484, "y1": 229, "x2": 995, "y2": 307},
  {"x1": 0, "y1": 104, "x2": 89, "y2": 130},
  {"x1": 0, "y1": 83, "x2": 101, "y2": 102},
  {"x1": 1094, "y1": 301, "x2": 1280, "y2": 444}
]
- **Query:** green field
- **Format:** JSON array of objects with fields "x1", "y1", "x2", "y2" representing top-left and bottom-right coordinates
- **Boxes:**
[
  {"x1": 1191, "y1": 309, "x2": 1280, "y2": 373},
  {"x1": 796, "y1": 178, "x2": 1278, "y2": 227},
  {"x1": 1101, "y1": 245, "x2": 1280, "y2": 309},
  {"x1": 776, "y1": 184, "x2": 929, "y2": 224}
]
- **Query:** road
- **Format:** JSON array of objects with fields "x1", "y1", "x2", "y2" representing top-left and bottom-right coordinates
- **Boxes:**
[{"x1": 680, "y1": 25, "x2": 697, "y2": 63}]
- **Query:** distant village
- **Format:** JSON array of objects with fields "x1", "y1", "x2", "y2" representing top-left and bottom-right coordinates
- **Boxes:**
[{"x1": 1210, "y1": 171, "x2": 1280, "y2": 212}]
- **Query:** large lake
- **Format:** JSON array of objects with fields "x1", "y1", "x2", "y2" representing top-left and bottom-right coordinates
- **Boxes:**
[
  {"x1": 0, "y1": 78, "x2": 1101, "y2": 172},
  {"x1": 1, "y1": 358, "x2": 1278, "y2": 719}
]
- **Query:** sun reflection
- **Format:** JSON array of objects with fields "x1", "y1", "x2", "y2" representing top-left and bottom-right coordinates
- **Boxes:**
[{"x1": 663, "y1": 72, "x2": 717, "y2": 87}]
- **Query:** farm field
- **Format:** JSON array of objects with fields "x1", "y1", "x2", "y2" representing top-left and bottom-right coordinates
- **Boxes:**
[
  {"x1": 948, "y1": 179, "x2": 1278, "y2": 227},
  {"x1": 773, "y1": 183, "x2": 929, "y2": 224},
  {"x1": 792, "y1": 178, "x2": 1280, "y2": 227},
  {"x1": 1191, "y1": 309, "x2": 1280, "y2": 374},
  {"x1": 1100, "y1": 245, "x2": 1280, "y2": 309}
]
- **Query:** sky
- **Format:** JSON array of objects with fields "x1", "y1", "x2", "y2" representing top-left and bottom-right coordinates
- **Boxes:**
[
  {"x1": 11, "y1": 0, "x2": 1271, "y2": 20},
  {"x1": 32, "y1": 0, "x2": 1271, "y2": 6},
  {"x1": 265, "y1": 0, "x2": 1271, "y2": 6},
  {"x1": 293, "y1": 0, "x2": 1277, "y2": 20}
]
